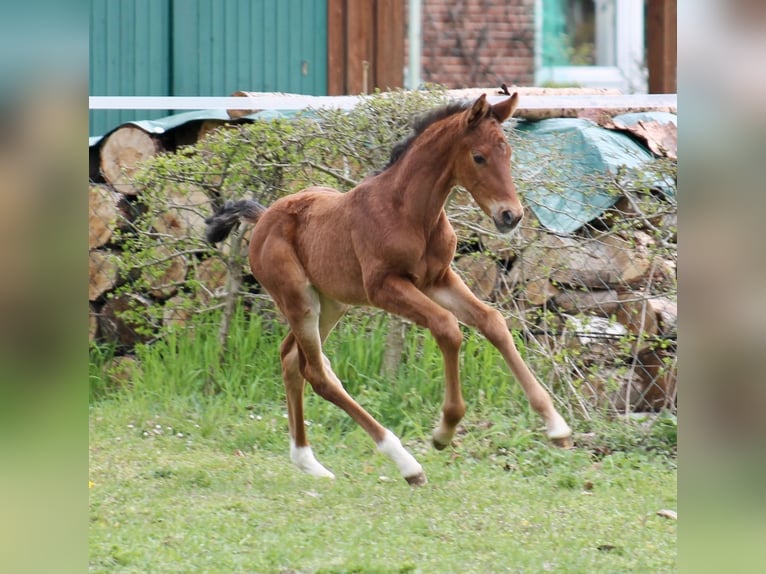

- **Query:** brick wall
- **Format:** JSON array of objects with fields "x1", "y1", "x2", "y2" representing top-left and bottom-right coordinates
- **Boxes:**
[{"x1": 407, "y1": 0, "x2": 537, "y2": 88}]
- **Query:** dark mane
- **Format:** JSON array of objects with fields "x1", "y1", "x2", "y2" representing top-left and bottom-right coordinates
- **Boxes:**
[{"x1": 381, "y1": 100, "x2": 471, "y2": 171}]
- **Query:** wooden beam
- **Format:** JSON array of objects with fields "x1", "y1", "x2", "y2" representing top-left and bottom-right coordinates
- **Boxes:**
[
  {"x1": 346, "y1": 0, "x2": 375, "y2": 94},
  {"x1": 375, "y1": 0, "x2": 405, "y2": 91},
  {"x1": 647, "y1": 0, "x2": 677, "y2": 93},
  {"x1": 327, "y1": 0, "x2": 345, "y2": 95}
]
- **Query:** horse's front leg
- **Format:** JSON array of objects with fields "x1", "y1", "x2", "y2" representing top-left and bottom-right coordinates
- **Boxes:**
[
  {"x1": 367, "y1": 275, "x2": 467, "y2": 451},
  {"x1": 427, "y1": 269, "x2": 573, "y2": 447}
]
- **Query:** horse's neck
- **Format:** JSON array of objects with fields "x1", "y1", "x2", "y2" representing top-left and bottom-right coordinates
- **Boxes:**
[{"x1": 389, "y1": 140, "x2": 455, "y2": 232}]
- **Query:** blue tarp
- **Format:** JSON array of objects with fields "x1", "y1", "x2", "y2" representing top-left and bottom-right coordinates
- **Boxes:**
[{"x1": 513, "y1": 112, "x2": 676, "y2": 234}]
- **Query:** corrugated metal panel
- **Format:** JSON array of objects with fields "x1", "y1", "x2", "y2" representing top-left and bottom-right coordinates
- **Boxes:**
[
  {"x1": 89, "y1": 0, "x2": 171, "y2": 136},
  {"x1": 171, "y1": 0, "x2": 327, "y2": 97},
  {"x1": 89, "y1": 0, "x2": 328, "y2": 137}
]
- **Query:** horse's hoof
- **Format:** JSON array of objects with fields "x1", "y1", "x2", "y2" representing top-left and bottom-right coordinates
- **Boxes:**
[
  {"x1": 551, "y1": 435, "x2": 574, "y2": 449},
  {"x1": 432, "y1": 437, "x2": 449, "y2": 451},
  {"x1": 405, "y1": 472, "x2": 428, "y2": 486}
]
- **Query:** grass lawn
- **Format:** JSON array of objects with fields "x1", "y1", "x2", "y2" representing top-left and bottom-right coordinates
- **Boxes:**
[{"x1": 89, "y1": 398, "x2": 676, "y2": 573}]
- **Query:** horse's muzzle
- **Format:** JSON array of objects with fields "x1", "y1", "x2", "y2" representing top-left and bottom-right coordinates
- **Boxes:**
[{"x1": 493, "y1": 210, "x2": 522, "y2": 234}]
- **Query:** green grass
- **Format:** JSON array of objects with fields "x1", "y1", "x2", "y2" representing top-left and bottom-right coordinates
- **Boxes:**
[{"x1": 89, "y1": 309, "x2": 676, "y2": 572}]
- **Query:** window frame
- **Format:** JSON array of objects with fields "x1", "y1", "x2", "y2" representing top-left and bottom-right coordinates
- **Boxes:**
[{"x1": 534, "y1": 0, "x2": 647, "y2": 93}]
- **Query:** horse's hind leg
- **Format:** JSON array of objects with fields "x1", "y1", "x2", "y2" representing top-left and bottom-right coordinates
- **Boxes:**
[
  {"x1": 281, "y1": 333, "x2": 334, "y2": 479},
  {"x1": 282, "y1": 288, "x2": 425, "y2": 485},
  {"x1": 280, "y1": 299, "x2": 348, "y2": 479}
]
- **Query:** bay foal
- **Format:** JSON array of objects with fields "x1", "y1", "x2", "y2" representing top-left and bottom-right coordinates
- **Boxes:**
[{"x1": 205, "y1": 94, "x2": 573, "y2": 485}]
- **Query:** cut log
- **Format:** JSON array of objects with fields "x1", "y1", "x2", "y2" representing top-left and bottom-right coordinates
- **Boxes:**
[
  {"x1": 608, "y1": 193, "x2": 669, "y2": 229},
  {"x1": 193, "y1": 257, "x2": 228, "y2": 302},
  {"x1": 227, "y1": 90, "x2": 262, "y2": 119},
  {"x1": 89, "y1": 144, "x2": 103, "y2": 182},
  {"x1": 89, "y1": 250, "x2": 121, "y2": 301},
  {"x1": 553, "y1": 289, "x2": 621, "y2": 316},
  {"x1": 634, "y1": 346, "x2": 677, "y2": 411},
  {"x1": 453, "y1": 253, "x2": 498, "y2": 301},
  {"x1": 169, "y1": 120, "x2": 205, "y2": 149},
  {"x1": 494, "y1": 274, "x2": 531, "y2": 328},
  {"x1": 522, "y1": 277, "x2": 560, "y2": 306},
  {"x1": 170, "y1": 119, "x2": 230, "y2": 149},
  {"x1": 144, "y1": 246, "x2": 189, "y2": 299},
  {"x1": 529, "y1": 313, "x2": 568, "y2": 355},
  {"x1": 579, "y1": 366, "x2": 644, "y2": 413},
  {"x1": 449, "y1": 87, "x2": 675, "y2": 121},
  {"x1": 89, "y1": 184, "x2": 117, "y2": 249},
  {"x1": 89, "y1": 184, "x2": 132, "y2": 249},
  {"x1": 652, "y1": 297, "x2": 677, "y2": 337},
  {"x1": 503, "y1": 307, "x2": 529, "y2": 333},
  {"x1": 615, "y1": 294, "x2": 677, "y2": 351},
  {"x1": 581, "y1": 366, "x2": 647, "y2": 412},
  {"x1": 99, "y1": 125, "x2": 162, "y2": 195},
  {"x1": 151, "y1": 184, "x2": 211, "y2": 239},
  {"x1": 518, "y1": 106, "x2": 677, "y2": 122},
  {"x1": 515, "y1": 232, "x2": 651, "y2": 290},
  {"x1": 163, "y1": 295, "x2": 194, "y2": 330},
  {"x1": 98, "y1": 294, "x2": 153, "y2": 347},
  {"x1": 198, "y1": 120, "x2": 229, "y2": 141},
  {"x1": 564, "y1": 314, "x2": 629, "y2": 363}
]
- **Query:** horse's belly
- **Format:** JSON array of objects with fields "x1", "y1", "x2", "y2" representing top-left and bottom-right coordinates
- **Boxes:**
[{"x1": 296, "y1": 211, "x2": 368, "y2": 305}]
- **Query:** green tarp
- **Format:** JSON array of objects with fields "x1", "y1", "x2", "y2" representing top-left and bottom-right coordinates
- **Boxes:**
[{"x1": 513, "y1": 112, "x2": 676, "y2": 234}]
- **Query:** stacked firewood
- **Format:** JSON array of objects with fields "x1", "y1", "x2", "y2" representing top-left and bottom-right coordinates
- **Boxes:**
[
  {"x1": 447, "y1": 195, "x2": 677, "y2": 413},
  {"x1": 88, "y1": 91, "x2": 676, "y2": 414}
]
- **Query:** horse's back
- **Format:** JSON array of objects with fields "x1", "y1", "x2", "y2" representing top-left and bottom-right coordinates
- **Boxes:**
[
  {"x1": 249, "y1": 186, "x2": 368, "y2": 304},
  {"x1": 261, "y1": 186, "x2": 349, "y2": 239}
]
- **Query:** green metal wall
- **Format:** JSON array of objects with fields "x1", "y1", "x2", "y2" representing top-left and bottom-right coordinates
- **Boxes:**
[
  {"x1": 90, "y1": 0, "x2": 328, "y2": 137},
  {"x1": 172, "y1": 0, "x2": 327, "y2": 96},
  {"x1": 90, "y1": 0, "x2": 171, "y2": 136}
]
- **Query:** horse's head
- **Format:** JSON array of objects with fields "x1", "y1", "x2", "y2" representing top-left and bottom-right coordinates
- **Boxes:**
[{"x1": 453, "y1": 93, "x2": 523, "y2": 234}]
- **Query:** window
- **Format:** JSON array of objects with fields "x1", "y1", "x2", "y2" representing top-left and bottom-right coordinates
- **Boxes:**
[{"x1": 536, "y1": 0, "x2": 646, "y2": 93}]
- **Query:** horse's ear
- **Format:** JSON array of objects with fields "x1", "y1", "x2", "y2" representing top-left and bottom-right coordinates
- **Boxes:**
[
  {"x1": 466, "y1": 94, "x2": 491, "y2": 128},
  {"x1": 491, "y1": 92, "x2": 520, "y2": 123}
]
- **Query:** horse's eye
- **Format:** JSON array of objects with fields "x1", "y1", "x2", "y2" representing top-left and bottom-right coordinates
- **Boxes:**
[{"x1": 472, "y1": 153, "x2": 486, "y2": 165}]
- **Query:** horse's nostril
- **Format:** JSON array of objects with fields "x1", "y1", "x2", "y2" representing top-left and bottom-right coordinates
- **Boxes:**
[
  {"x1": 502, "y1": 210, "x2": 521, "y2": 228},
  {"x1": 493, "y1": 209, "x2": 523, "y2": 233}
]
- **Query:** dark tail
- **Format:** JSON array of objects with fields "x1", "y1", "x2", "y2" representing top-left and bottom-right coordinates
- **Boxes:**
[{"x1": 204, "y1": 199, "x2": 267, "y2": 244}]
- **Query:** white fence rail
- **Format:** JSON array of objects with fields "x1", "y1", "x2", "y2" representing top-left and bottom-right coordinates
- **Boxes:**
[{"x1": 89, "y1": 93, "x2": 677, "y2": 111}]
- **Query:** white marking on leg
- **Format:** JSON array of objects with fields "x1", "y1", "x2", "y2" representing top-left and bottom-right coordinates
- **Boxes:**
[
  {"x1": 432, "y1": 413, "x2": 456, "y2": 447},
  {"x1": 290, "y1": 439, "x2": 335, "y2": 479},
  {"x1": 546, "y1": 411, "x2": 572, "y2": 439},
  {"x1": 377, "y1": 429, "x2": 424, "y2": 479}
]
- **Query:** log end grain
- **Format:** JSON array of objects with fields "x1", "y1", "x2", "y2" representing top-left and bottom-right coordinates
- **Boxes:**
[{"x1": 99, "y1": 125, "x2": 162, "y2": 195}]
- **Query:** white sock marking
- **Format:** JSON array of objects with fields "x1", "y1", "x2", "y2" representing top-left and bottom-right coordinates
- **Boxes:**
[
  {"x1": 546, "y1": 412, "x2": 572, "y2": 439},
  {"x1": 290, "y1": 439, "x2": 335, "y2": 479},
  {"x1": 377, "y1": 430, "x2": 423, "y2": 479},
  {"x1": 433, "y1": 413, "x2": 456, "y2": 446}
]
